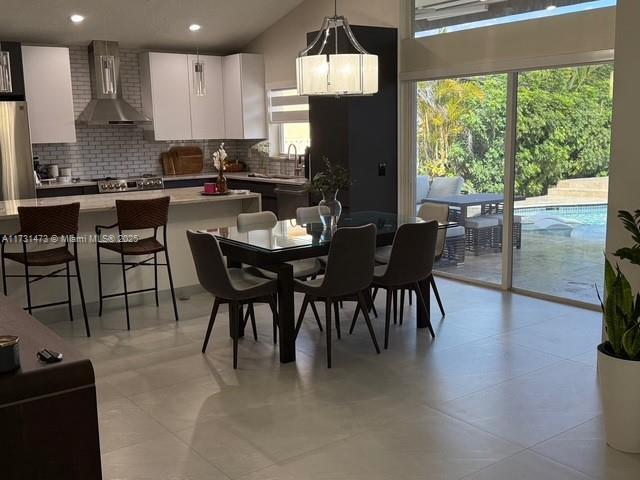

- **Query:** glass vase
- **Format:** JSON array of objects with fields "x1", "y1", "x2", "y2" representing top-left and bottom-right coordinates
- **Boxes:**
[{"x1": 318, "y1": 190, "x2": 342, "y2": 232}]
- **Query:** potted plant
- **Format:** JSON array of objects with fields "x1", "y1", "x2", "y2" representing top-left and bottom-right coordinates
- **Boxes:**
[
  {"x1": 308, "y1": 157, "x2": 350, "y2": 230},
  {"x1": 597, "y1": 209, "x2": 640, "y2": 453}
]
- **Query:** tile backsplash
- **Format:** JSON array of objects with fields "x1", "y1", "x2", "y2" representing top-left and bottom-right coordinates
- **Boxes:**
[{"x1": 32, "y1": 45, "x2": 269, "y2": 179}]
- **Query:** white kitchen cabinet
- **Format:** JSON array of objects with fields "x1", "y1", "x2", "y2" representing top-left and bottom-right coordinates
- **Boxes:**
[
  {"x1": 223, "y1": 54, "x2": 267, "y2": 140},
  {"x1": 187, "y1": 54, "x2": 225, "y2": 140},
  {"x1": 21, "y1": 46, "x2": 76, "y2": 144},
  {"x1": 140, "y1": 52, "x2": 192, "y2": 141}
]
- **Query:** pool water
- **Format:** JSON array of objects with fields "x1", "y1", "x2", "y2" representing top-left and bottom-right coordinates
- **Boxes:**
[{"x1": 515, "y1": 204, "x2": 607, "y2": 241}]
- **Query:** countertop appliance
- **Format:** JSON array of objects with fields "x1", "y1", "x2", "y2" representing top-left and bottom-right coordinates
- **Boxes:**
[
  {"x1": 97, "y1": 176, "x2": 164, "y2": 193},
  {"x1": 0, "y1": 101, "x2": 36, "y2": 200}
]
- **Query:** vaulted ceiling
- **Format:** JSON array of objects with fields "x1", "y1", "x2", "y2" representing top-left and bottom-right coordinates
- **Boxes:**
[{"x1": 0, "y1": 0, "x2": 307, "y2": 53}]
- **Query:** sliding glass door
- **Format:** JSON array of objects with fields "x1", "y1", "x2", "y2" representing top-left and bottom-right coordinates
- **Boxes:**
[
  {"x1": 512, "y1": 64, "x2": 613, "y2": 304},
  {"x1": 414, "y1": 63, "x2": 613, "y2": 305}
]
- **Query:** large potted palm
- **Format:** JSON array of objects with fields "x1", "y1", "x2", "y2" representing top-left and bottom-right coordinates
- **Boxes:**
[{"x1": 598, "y1": 210, "x2": 640, "y2": 453}]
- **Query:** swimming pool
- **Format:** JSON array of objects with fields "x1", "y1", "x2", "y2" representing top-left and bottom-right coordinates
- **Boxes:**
[{"x1": 515, "y1": 204, "x2": 607, "y2": 241}]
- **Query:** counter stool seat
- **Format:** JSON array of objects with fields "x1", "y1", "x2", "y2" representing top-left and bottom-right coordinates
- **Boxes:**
[
  {"x1": 4, "y1": 246, "x2": 75, "y2": 266},
  {"x1": 100, "y1": 237, "x2": 166, "y2": 255}
]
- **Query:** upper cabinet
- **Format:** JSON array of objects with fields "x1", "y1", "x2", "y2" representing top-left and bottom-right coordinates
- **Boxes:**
[
  {"x1": 0, "y1": 41, "x2": 25, "y2": 101},
  {"x1": 140, "y1": 52, "x2": 226, "y2": 141},
  {"x1": 223, "y1": 54, "x2": 267, "y2": 140},
  {"x1": 188, "y1": 54, "x2": 225, "y2": 140},
  {"x1": 21, "y1": 46, "x2": 76, "y2": 143}
]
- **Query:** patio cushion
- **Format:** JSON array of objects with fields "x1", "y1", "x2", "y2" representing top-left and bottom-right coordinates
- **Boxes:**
[
  {"x1": 465, "y1": 216, "x2": 499, "y2": 229},
  {"x1": 486, "y1": 214, "x2": 522, "y2": 225},
  {"x1": 427, "y1": 176, "x2": 464, "y2": 197},
  {"x1": 445, "y1": 226, "x2": 466, "y2": 238}
]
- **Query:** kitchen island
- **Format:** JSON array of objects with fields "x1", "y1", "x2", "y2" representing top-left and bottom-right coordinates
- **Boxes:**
[{"x1": 0, "y1": 187, "x2": 261, "y2": 310}]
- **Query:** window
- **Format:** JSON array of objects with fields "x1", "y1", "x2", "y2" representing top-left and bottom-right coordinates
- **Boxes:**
[
  {"x1": 269, "y1": 88, "x2": 311, "y2": 154},
  {"x1": 280, "y1": 122, "x2": 311, "y2": 155},
  {"x1": 414, "y1": 0, "x2": 616, "y2": 38}
]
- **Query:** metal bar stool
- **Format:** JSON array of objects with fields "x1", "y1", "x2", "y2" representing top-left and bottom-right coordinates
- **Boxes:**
[
  {"x1": 95, "y1": 196, "x2": 178, "y2": 330},
  {"x1": 0, "y1": 203, "x2": 90, "y2": 336}
]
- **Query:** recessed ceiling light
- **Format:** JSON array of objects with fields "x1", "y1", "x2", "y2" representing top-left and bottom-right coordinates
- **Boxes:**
[
  {"x1": 546, "y1": 4, "x2": 557, "y2": 10},
  {"x1": 189, "y1": 24, "x2": 201, "y2": 32},
  {"x1": 70, "y1": 14, "x2": 85, "y2": 24}
]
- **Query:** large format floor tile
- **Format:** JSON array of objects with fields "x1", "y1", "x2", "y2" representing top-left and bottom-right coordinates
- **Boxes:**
[
  {"x1": 39, "y1": 279, "x2": 638, "y2": 479},
  {"x1": 438, "y1": 360, "x2": 601, "y2": 447}
]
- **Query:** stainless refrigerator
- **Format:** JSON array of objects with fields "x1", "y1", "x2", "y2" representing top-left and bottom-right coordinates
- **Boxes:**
[{"x1": 0, "y1": 101, "x2": 36, "y2": 200}]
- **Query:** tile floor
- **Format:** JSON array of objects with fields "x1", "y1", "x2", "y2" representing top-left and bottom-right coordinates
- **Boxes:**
[{"x1": 45, "y1": 278, "x2": 640, "y2": 480}]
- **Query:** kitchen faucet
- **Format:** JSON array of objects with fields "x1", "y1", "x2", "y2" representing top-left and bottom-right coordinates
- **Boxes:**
[{"x1": 288, "y1": 144, "x2": 302, "y2": 177}]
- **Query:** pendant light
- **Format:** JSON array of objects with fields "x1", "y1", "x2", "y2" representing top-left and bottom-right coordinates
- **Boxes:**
[
  {"x1": 0, "y1": 41, "x2": 12, "y2": 93},
  {"x1": 296, "y1": 0, "x2": 378, "y2": 97},
  {"x1": 190, "y1": 24, "x2": 206, "y2": 96}
]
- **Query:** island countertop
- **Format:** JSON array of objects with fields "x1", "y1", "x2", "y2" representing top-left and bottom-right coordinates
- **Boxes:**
[{"x1": 0, "y1": 187, "x2": 260, "y2": 219}]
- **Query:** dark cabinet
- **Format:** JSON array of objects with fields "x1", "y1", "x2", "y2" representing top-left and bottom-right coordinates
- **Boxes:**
[
  {"x1": 308, "y1": 26, "x2": 398, "y2": 214},
  {"x1": 36, "y1": 185, "x2": 99, "y2": 198},
  {"x1": 0, "y1": 41, "x2": 26, "y2": 101}
]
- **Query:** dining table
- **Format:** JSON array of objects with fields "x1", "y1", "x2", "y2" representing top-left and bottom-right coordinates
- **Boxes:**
[{"x1": 211, "y1": 210, "x2": 456, "y2": 364}]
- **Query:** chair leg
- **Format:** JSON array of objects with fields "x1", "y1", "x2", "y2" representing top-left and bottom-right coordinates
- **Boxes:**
[
  {"x1": 357, "y1": 291, "x2": 380, "y2": 354},
  {"x1": 310, "y1": 300, "x2": 323, "y2": 331},
  {"x1": 372, "y1": 287, "x2": 379, "y2": 302},
  {"x1": 202, "y1": 297, "x2": 220, "y2": 353},
  {"x1": 249, "y1": 303, "x2": 258, "y2": 341},
  {"x1": 66, "y1": 262, "x2": 74, "y2": 322},
  {"x1": 333, "y1": 301, "x2": 341, "y2": 340},
  {"x1": 165, "y1": 249, "x2": 179, "y2": 322},
  {"x1": 430, "y1": 275, "x2": 445, "y2": 317},
  {"x1": 349, "y1": 303, "x2": 360, "y2": 334},
  {"x1": 268, "y1": 295, "x2": 278, "y2": 345},
  {"x1": 96, "y1": 245, "x2": 103, "y2": 317},
  {"x1": 120, "y1": 253, "x2": 131, "y2": 330},
  {"x1": 153, "y1": 253, "x2": 159, "y2": 307},
  {"x1": 325, "y1": 298, "x2": 332, "y2": 368},
  {"x1": 24, "y1": 264, "x2": 32, "y2": 314},
  {"x1": 409, "y1": 289, "x2": 413, "y2": 306},
  {"x1": 393, "y1": 289, "x2": 397, "y2": 325},
  {"x1": 399, "y1": 288, "x2": 405, "y2": 326},
  {"x1": 230, "y1": 302, "x2": 240, "y2": 369},
  {"x1": 75, "y1": 257, "x2": 90, "y2": 338},
  {"x1": 366, "y1": 288, "x2": 378, "y2": 318},
  {"x1": 384, "y1": 289, "x2": 392, "y2": 349},
  {"x1": 414, "y1": 283, "x2": 435, "y2": 339},
  {"x1": 295, "y1": 294, "x2": 310, "y2": 337}
]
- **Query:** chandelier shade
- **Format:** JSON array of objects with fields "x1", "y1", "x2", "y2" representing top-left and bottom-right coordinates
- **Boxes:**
[{"x1": 296, "y1": 7, "x2": 378, "y2": 97}]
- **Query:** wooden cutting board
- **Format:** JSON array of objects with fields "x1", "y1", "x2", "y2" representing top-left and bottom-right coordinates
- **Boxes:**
[{"x1": 168, "y1": 146, "x2": 204, "y2": 175}]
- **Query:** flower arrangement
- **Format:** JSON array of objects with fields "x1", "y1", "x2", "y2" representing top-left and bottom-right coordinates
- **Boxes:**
[{"x1": 308, "y1": 157, "x2": 350, "y2": 196}]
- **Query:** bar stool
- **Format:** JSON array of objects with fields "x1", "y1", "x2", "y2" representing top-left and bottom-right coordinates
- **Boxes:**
[
  {"x1": 0, "y1": 203, "x2": 91, "y2": 336},
  {"x1": 95, "y1": 196, "x2": 178, "y2": 330}
]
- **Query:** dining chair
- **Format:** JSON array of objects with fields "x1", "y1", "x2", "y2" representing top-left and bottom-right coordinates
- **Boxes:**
[
  {"x1": 364, "y1": 221, "x2": 439, "y2": 349},
  {"x1": 294, "y1": 224, "x2": 380, "y2": 368},
  {"x1": 186, "y1": 230, "x2": 278, "y2": 369}
]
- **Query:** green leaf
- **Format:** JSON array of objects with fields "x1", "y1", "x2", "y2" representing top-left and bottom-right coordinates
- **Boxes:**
[
  {"x1": 622, "y1": 324, "x2": 640, "y2": 360},
  {"x1": 617, "y1": 210, "x2": 640, "y2": 245},
  {"x1": 613, "y1": 246, "x2": 640, "y2": 266}
]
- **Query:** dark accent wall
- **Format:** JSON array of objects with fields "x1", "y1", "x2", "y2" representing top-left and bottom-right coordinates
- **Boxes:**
[
  {"x1": 308, "y1": 26, "x2": 398, "y2": 214},
  {"x1": 0, "y1": 41, "x2": 25, "y2": 101}
]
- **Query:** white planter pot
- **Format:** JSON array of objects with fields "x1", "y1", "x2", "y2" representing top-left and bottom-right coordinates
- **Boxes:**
[{"x1": 597, "y1": 344, "x2": 640, "y2": 453}]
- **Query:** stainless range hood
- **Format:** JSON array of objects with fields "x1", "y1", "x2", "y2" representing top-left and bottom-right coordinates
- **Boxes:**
[{"x1": 77, "y1": 41, "x2": 150, "y2": 125}]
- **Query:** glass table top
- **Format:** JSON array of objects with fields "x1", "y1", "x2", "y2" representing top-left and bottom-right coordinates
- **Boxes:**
[{"x1": 208, "y1": 211, "x2": 454, "y2": 254}]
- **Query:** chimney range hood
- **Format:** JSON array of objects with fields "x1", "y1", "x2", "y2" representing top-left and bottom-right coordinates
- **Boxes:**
[{"x1": 77, "y1": 41, "x2": 150, "y2": 125}]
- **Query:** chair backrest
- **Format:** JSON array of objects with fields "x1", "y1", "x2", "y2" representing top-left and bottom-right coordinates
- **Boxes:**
[
  {"x1": 296, "y1": 206, "x2": 321, "y2": 225},
  {"x1": 186, "y1": 230, "x2": 237, "y2": 299},
  {"x1": 116, "y1": 196, "x2": 170, "y2": 230},
  {"x1": 418, "y1": 202, "x2": 449, "y2": 258},
  {"x1": 383, "y1": 221, "x2": 439, "y2": 285},
  {"x1": 416, "y1": 175, "x2": 430, "y2": 204},
  {"x1": 18, "y1": 203, "x2": 80, "y2": 236},
  {"x1": 427, "y1": 176, "x2": 464, "y2": 197},
  {"x1": 322, "y1": 224, "x2": 377, "y2": 297},
  {"x1": 237, "y1": 211, "x2": 278, "y2": 233}
]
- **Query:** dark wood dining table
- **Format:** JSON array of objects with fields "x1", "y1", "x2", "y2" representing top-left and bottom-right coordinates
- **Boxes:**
[{"x1": 212, "y1": 211, "x2": 455, "y2": 364}]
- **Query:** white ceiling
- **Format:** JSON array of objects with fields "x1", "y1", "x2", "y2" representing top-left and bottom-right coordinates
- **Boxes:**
[{"x1": 0, "y1": 0, "x2": 307, "y2": 53}]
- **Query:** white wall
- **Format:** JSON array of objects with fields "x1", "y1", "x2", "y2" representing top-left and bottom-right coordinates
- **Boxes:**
[
  {"x1": 244, "y1": 0, "x2": 401, "y2": 87},
  {"x1": 606, "y1": 0, "x2": 640, "y2": 287}
]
